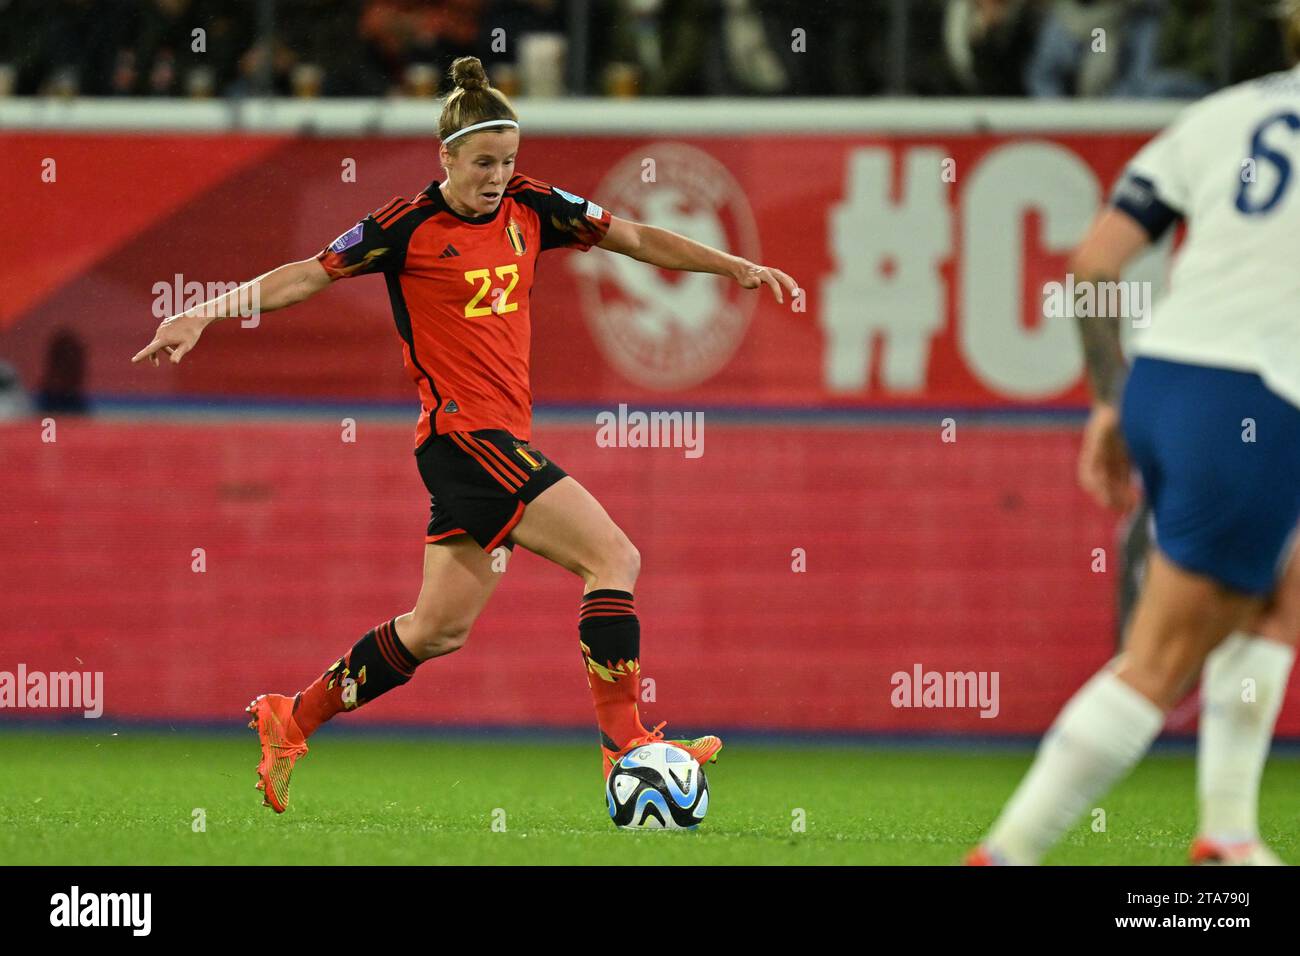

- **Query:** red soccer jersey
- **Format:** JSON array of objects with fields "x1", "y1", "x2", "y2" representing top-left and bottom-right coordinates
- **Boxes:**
[{"x1": 317, "y1": 173, "x2": 612, "y2": 448}]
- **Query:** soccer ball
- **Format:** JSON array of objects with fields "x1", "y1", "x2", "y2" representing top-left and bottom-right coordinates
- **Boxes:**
[{"x1": 606, "y1": 742, "x2": 709, "y2": 829}]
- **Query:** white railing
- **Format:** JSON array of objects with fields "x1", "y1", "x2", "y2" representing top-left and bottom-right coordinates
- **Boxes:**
[{"x1": 0, "y1": 97, "x2": 1187, "y2": 134}]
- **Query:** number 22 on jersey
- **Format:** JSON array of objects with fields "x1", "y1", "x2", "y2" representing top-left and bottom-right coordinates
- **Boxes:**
[{"x1": 464, "y1": 264, "x2": 520, "y2": 317}]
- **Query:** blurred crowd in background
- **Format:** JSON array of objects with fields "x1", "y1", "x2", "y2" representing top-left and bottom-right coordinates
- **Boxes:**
[{"x1": 0, "y1": 0, "x2": 1292, "y2": 100}]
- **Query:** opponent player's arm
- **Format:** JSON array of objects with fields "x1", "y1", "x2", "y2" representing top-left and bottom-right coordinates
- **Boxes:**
[
  {"x1": 597, "y1": 215, "x2": 799, "y2": 303},
  {"x1": 1071, "y1": 208, "x2": 1151, "y2": 513},
  {"x1": 1070, "y1": 209, "x2": 1151, "y2": 407},
  {"x1": 132, "y1": 258, "x2": 332, "y2": 366}
]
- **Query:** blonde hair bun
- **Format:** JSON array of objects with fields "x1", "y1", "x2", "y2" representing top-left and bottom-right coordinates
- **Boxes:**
[{"x1": 451, "y1": 57, "x2": 490, "y2": 93}]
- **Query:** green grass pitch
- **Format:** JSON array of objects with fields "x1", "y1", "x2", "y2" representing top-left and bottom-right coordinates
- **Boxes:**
[{"x1": 2, "y1": 730, "x2": 1297, "y2": 865}]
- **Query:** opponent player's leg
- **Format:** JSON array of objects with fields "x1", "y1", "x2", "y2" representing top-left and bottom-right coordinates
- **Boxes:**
[
  {"x1": 247, "y1": 536, "x2": 502, "y2": 811},
  {"x1": 972, "y1": 358, "x2": 1300, "y2": 864},
  {"x1": 973, "y1": 551, "x2": 1261, "y2": 865},
  {"x1": 509, "y1": 475, "x2": 722, "y2": 774},
  {"x1": 1194, "y1": 544, "x2": 1299, "y2": 864},
  {"x1": 1121, "y1": 505, "x2": 1297, "y2": 863}
]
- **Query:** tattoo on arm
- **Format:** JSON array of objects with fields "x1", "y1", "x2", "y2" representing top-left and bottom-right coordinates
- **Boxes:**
[{"x1": 1074, "y1": 274, "x2": 1127, "y2": 405}]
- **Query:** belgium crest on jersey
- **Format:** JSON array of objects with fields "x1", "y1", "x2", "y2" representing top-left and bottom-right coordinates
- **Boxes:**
[{"x1": 505, "y1": 217, "x2": 526, "y2": 256}]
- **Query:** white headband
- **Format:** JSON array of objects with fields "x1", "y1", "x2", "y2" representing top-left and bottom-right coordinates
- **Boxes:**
[{"x1": 442, "y1": 119, "x2": 519, "y2": 145}]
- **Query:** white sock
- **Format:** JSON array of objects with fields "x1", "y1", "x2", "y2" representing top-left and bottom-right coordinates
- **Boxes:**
[
  {"x1": 1198, "y1": 632, "x2": 1295, "y2": 843},
  {"x1": 985, "y1": 670, "x2": 1165, "y2": 865}
]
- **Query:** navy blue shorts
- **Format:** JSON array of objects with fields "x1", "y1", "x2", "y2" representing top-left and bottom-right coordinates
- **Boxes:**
[{"x1": 1121, "y1": 356, "x2": 1300, "y2": 595}]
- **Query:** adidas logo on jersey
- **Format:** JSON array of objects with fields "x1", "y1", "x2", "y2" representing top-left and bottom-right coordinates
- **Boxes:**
[
  {"x1": 444, "y1": 400, "x2": 460, "y2": 413},
  {"x1": 438, "y1": 244, "x2": 460, "y2": 258}
]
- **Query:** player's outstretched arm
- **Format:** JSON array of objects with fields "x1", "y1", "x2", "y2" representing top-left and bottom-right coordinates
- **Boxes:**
[
  {"x1": 131, "y1": 258, "x2": 333, "y2": 367},
  {"x1": 597, "y1": 215, "x2": 799, "y2": 304}
]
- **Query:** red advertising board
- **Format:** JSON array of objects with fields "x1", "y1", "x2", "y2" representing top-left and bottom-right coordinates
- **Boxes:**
[
  {"x1": 4, "y1": 418, "x2": 1297, "y2": 736},
  {"x1": 9, "y1": 124, "x2": 1282, "y2": 738},
  {"x1": 1, "y1": 130, "x2": 1164, "y2": 410}
]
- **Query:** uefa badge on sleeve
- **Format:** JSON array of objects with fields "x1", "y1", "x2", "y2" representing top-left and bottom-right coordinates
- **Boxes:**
[{"x1": 329, "y1": 223, "x2": 364, "y2": 253}]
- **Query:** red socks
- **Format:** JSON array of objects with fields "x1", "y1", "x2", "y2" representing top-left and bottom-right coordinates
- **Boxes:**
[
  {"x1": 290, "y1": 596, "x2": 646, "y2": 751},
  {"x1": 293, "y1": 618, "x2": 420, "y2": 737},
  {"x1": 578, "y1": 590, "x2": 646, "y2": 749}
]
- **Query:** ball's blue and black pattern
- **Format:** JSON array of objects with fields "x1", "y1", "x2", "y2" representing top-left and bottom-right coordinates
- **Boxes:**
[{"x1": 606, "y1": 742, "x2": 709, "y2": 829}]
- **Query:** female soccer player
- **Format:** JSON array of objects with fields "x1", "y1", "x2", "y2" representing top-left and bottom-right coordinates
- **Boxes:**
[
  {"x1": 132, "y1": 56, "x2": 799, "y2": 813},
  {"x1": 970, "y1": 6, "x2": 1300, "y2": 865},
  {"x1": 1108, "y1": 489, "x2": 1299, "y2": 864}
]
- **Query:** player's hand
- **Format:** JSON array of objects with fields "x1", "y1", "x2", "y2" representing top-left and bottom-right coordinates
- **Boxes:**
[
  {"x1": 132, "y1": 314, "x2": 205, "y2": 367},
  {"x1": 1078, "y1": 404, "x2": 1139, "y2": 513},
  {"x1": 735, "y1": 261, "x2": 799, "y2": 305}
]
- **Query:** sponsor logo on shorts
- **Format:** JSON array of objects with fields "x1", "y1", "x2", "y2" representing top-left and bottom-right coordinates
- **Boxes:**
[{"x1": 512, "y1": 442, "x2": 548, "y2": 471}]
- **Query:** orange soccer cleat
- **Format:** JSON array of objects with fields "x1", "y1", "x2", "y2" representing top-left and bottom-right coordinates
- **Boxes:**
[
  {"x1": 964, "y1": 845, "x2": 1008, "y2": 866},
  {"x1": 245, "y1": 693, "x2": 309, "y2": 813},
  {"x1": 601, "y1": 721, "x2": 723, "y2": 780},
  {"x1": 1189, "y1": 836, "x2": 1284, "y2": 866}
]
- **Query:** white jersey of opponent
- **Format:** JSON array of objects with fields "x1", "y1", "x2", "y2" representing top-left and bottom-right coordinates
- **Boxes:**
[{"x1": 1118, "y1": 64, "x2": 1300, "y2": 408}]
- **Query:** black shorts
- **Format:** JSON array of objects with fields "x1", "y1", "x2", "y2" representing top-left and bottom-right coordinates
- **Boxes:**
[{"x1": 416, "y1": 429, "x2": 568, "y2": 552}]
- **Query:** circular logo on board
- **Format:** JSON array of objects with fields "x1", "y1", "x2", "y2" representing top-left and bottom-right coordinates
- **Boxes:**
[{"x1": 571, "y1": 143, "x2": 761, "y2": 390}]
